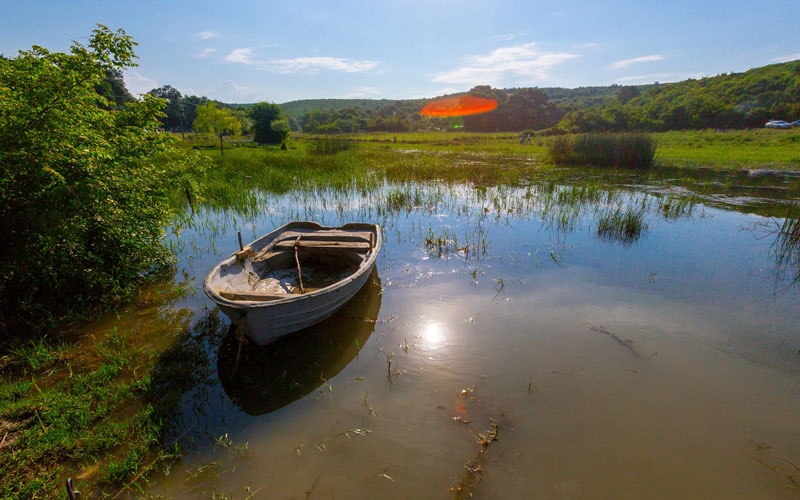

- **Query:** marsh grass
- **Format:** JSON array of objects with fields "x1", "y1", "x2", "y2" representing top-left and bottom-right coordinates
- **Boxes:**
[
  {"x1": 307, "y1": 136, "x2": 354, "y2": 155},
  {"x1": 772, "y1": 201, "x2": 800, "y2": 289},
  {"x1": 549, "y1": 133, "x2": 657, "y2": 169},
  {"x1": 0, "y1": 298, "x2": 228, "y2": 499},
  {"x1": 597, "y1": 202, "x2": 649, "y2": 245}
]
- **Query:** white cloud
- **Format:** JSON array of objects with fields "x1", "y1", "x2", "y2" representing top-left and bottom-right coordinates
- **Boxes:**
[
  {"x1": 225, "y1": 48, "x2": 256, "y2": 64},
  {"x1": 342, "y1": 87, "x2": 382, "y2": 98},
  {"x1": 123, "y1": 70, "x2": 158, "y2": 96},
  {"x1": 771, "y1": 52, "x2": 800, "y2": 63},
  {"x1": 267, "y1": 56, "x2": 378, "y2": 73},
  {"x1": 610, "y1": 55, "x2": 663, "y2": 69},
  {"x1": 224, "y1": 49, "x2": 378, "y2": 73},
  {"x1": 614, "y1": 73, "x2": 673, "y2": 83},
  {"x1": 432, "y1": 43, "x2": 578, "y2": 86},
  {"x1": 195, "y1": 30, "x2": 219, "y2": 40},
  {"x1": 195, "y1": 48, "x2": 216, "y2": 58}
]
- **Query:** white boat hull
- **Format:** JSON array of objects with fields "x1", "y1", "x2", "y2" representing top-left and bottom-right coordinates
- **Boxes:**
[{"x1": 203, "y1": 221, "x2": 381, "y2": 346}]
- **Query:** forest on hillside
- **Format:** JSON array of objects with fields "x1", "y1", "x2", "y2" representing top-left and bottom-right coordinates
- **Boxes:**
[{"x1": 150, "y1": 60, "x2": 800, "y2": 136}]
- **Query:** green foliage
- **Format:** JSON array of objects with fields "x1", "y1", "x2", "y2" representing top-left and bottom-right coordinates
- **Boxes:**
[
  {"x1": 0, "y1": 25, "x2": 207, "y2": 333},
  {"x1": 570, "y1": 61, "x2": 800, "y2": 131},
  {"x1": 147, "y1": 84, "x2": 208, "y2": 133},
  {"x1": 270, "y1": 117, "x2": 291, "y2": 146},
  {"x1": 548, "y1": 133, "x2": 657, "y2": 169},
  {"x1": 193, "y1": 102, "x2": 242, "y2": 138},
  {"x1": 249, "y1": 101, "x2": 285, "y2": 144},
  {"x1": 280, "y1": 61, "x2": 799, "y2": 135}
]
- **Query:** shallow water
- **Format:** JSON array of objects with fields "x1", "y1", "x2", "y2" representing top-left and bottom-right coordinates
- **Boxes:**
[{"x1": 136, "y1": 166, "x2": 799, "y2": 499}]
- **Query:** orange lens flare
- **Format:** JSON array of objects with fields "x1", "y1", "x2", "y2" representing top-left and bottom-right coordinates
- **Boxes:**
[{"x1": 420, "y1": 95, "x2": 497, "y2": 117}]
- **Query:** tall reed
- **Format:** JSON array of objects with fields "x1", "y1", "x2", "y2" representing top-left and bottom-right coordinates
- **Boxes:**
[
  {"x1": 308, "y1": 136, "x2": 354, "y2": 155},
  {"x1": 772, "y1": 200, "x2": 800, "y2": 287},
  {"x1": 548, "y1": 133, "x2": 657, "y2": 169}
]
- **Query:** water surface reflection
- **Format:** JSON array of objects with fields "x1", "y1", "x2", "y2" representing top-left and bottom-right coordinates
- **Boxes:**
[
  {"x1": 144, "y1": 164, "x2": 800, "y2": 499},
  {"x1": 217, "y1": 270, "x2": 381, "y2": 416}
]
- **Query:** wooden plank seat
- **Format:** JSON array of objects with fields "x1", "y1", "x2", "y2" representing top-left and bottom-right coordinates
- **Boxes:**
[
  {"x1": 218, "y1": 291, "x2": 291, "y2": 301},
  {"x1": 252, "y1": 230, "x2": 374, "y2": 262},
  {"x1": 272, "y1": 239, "x2": 371, "y2": 251}
]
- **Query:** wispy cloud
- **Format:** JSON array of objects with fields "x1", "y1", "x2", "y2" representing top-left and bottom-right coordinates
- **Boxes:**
[
  {"x1": 490, "y1": 32, "x2": 526, "y2": 43},
  {"x1": 771, "y1": 52, "x2": 800, "y2": 63},
  {"x1": 225, "y1": 48, "x2": 256, "y2": 64},
  {"x1": 195, "y1": 48, "x2": 216, "y2": 58},
  {"x1": 432, "y1": 43, "x2": 578, "y2": 86},
  {"x1": 195, "y1": 30, "x2": 219, "y2": 41},
  {"x1": 224, "y1": 48, "x2": 378, "y2": 73},
  {"x1": 610, "y1": 55, "x2": 663, "y2": 69},
  {"x1": 267, "y1": 57, "x2": 378, "y2": 73},
  {"x1": 342, "y1": 87, "x2": 383, "y2": 98},
  {"x1": 614, "y1": 73, "x2": 673, "y2": 83}
]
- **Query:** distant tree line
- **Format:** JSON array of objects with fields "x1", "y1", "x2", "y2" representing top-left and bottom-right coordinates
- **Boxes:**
[
  {"x1": 148, "y1": 60, "x2": 799, "y2": 138},
  {"x1": 284, "y1": 60, "x2": 800, "y2": 134},
  {"x1": 561, "y1": 61, "x2": 800, "y2": 132},
  {"x1": 147, "y1": 86, "x2": 289, "y2": 146}
]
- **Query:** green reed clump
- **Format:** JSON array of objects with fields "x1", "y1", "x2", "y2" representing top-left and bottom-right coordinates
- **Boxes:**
[
  {"x1": 548, "y1": 133, "x2": 657, "y2": 169},
  {"x1": 597, "y1": 204, "x2": 648, "y2": 245},
  {"x1": 772, "y1": 200, "x2": 800, "y2": 288},
  {"x1": 309, "y1": 136, "x2": 354, "y2": 155}
]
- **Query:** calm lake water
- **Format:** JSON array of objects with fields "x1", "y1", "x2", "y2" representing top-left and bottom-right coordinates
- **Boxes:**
[{"x1": 132, "y1": 163, "x2": 799, "y2": 499}]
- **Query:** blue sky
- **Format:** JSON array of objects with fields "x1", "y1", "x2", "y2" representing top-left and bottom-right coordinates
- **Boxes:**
[{"x1": 2, "y1": 0, "x2": 799, "y2": 104}]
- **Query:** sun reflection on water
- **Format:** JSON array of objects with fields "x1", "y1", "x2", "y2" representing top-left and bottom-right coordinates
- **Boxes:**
[{"x1": 420, "y1": 319, "x2": 447, "y2": 349}]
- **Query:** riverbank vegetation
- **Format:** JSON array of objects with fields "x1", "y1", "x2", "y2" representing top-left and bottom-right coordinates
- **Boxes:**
[{"x1": 0, "y1": 25, "x2": 208, "y2": 336}]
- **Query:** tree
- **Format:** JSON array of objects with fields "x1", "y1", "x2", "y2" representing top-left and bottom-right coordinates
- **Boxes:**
[
  {"x1": 0, "y1": 25, "x2": 207, "y2": 333},
  {"x1": 250, "y1": 102, "x2": 284, "y2": 143},
  {"x1": 193, "y1": 102, "x2": 242, "y2": 153},
  {"x1": 97, "y1": 67, "x2": 136, "y2": 109},
  {"x1": 148, "y1": 85, "x2": 186, "y2": 132},
  {"x1": 270, "y1": 118, "x2": 291, "y2": 148},
  {"x1": 617, "y1": 85, "x2": 640, "y2": 104}
]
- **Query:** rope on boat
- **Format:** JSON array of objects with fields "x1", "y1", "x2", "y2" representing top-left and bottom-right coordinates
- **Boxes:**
[{"x1": 293, "y1": 235, "x2": 305, "y2": 294}]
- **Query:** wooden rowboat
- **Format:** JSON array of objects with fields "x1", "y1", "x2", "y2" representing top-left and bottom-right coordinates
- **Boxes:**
[{"x1": 203, "y1": 221, "x2": 381, "y2": 346}]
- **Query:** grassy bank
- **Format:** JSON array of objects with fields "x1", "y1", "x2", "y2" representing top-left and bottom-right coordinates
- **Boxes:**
[
  {"x1": 654, "y1": 128, "x2": 800, "y2": 169},
  {"x1": 0, "y1": 280, "x2": 230, "y2": 499},
  {"x1": 315, "y1": 128, "x2": 800, "y2": 170}
]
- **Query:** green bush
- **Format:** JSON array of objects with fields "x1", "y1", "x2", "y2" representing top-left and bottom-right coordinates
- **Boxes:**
[
  {"x1": 548, "y1": 133, "x2": 657, "y2": 169},
  {"x1": 308, "y1": 136, "x2": 354, "y2": 155},
  {"x1": 0, "y1": 25, "x2": 207, "y2": 334}
]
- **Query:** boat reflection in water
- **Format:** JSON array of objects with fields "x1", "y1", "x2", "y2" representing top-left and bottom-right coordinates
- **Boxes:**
[{"x1": 216, "y1": 269, "x2": 381, "y2": 416}]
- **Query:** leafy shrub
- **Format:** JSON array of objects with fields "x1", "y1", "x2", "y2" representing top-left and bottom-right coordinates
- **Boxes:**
[{"x1": 0, "y1": 25, "x2": 207, "y2": 334}]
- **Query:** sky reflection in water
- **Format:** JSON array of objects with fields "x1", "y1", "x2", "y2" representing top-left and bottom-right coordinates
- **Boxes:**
[{"x1": 146, "y1": 166, "x2": 800, "y2": 499}]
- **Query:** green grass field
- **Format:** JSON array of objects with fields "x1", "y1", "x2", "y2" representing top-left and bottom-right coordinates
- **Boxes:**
[{"x1": 292, "y1": 128, "x2": 800, "y2": 169}]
